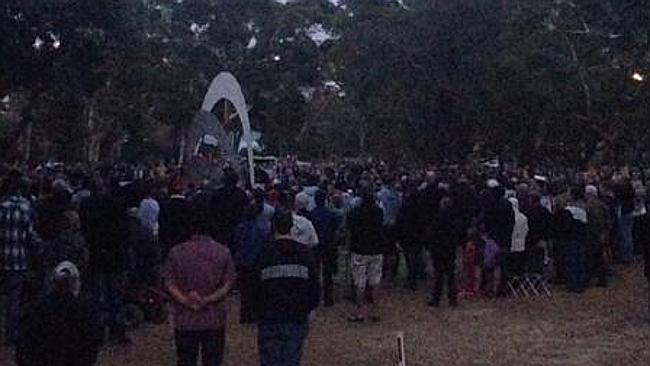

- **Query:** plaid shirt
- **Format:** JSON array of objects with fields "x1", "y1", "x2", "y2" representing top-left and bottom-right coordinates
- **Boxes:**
[{"x1": 0, "y1": 195, "x2": 37, "y2": 271}]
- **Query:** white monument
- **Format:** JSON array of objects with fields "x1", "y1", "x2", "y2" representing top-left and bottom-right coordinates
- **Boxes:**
[{"x1": 184, "y1": 72, "x2": 255, "y2": 186}]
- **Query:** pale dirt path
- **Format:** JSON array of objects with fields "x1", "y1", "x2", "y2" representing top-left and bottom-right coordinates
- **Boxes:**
[{"x1": 1, "y1": 264, "x2": 649, "y2": 366}]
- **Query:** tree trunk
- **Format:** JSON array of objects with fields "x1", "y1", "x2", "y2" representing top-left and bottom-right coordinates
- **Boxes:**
[
  {"x1": 108, "y1": 134, "x2": 123, "y2": 163},
  {"x1": 23, "y1": 119, "x2": 32, "y2": 162},
  {"x1": 14, "y1": 93, "x2": 34, "y2": 163},
  {"x1": 563, "y1": 33, "x2": 592, "y2": 117},
  {"x1": 84, "y1": 97, "x2": 102, "y2": 163},
  {"x1": 178, "y1": 126, "x2": 186, "y2": 166},
  {"x1": 359, "y1": 119, "x2": 367, "y2": 157}
]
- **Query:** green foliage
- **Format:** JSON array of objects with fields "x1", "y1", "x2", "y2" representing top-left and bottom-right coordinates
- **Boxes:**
[{"x1": 0, "y1": 0, "x2": 648, "y2": 165}]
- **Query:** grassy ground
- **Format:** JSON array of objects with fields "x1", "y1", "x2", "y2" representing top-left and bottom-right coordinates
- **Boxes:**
[{"x1": 1, "y1": 262, "x2": 649, "y2": 366}]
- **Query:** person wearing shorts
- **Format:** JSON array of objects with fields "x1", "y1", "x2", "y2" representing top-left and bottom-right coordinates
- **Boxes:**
[
  {"x1": 351, "y1": 253, "x2": 383, "y2": 290},
  {"x1": 347, "y1": 191, "x2": 384, "y2": 322}
]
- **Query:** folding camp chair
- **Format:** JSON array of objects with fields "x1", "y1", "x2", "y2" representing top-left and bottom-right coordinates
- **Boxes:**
[
  {"x1": 505, "y1": 249, "x2": 553, "y2": 298},
  {"x1": 507, "y1": 275, "x2": 531, "y2": 298},
  {"x1": 505, "y1": 252, "x2": 531, "y2": 298},
  {"x1": 520, "y1": 247, "x2": 552, "y2": 297},
  {"x1": 526, "y1": 273, "x2": 552, "y2": 296}
]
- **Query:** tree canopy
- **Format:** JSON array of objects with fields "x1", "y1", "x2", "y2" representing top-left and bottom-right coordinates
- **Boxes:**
[{"x1": 0, "y1": 0, "x2": 648, "y2": 166}]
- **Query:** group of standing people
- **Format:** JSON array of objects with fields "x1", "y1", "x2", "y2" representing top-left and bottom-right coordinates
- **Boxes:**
[
  {"x1": 0, "y1": 165, "x2": 322, "y2": 366},
  {"x1": 1, "y1": 160, "x2": 649, "y2": 366}
]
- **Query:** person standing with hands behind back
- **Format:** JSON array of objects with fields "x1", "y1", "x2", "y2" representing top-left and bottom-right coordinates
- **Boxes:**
[{"x1": 164, "y1": 207, "x2": 236, "y2": 366}]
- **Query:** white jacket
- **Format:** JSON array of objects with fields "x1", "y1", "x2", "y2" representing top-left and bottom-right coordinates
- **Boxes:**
[
  {"x1": 291, "y1": 213, "x2": 319, "y2": 248},
  {"x1": 509, "y1": 198, "x2": 529, "y2": 253}
]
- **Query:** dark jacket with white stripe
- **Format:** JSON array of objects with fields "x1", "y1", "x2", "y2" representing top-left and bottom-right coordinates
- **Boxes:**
[{"x1": 254, "y1": 238, "x2": 320, "y2": 324}]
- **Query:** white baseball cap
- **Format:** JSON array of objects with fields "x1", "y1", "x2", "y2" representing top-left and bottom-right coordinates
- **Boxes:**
[
  {"x1": 585, "y1": 185, "x2": 598, "y2": 196},
  {"x1": 486, "y1": 179, "x2": 500, "y2": 188}
]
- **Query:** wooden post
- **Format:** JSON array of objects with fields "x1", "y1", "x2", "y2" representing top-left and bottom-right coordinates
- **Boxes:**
[{"x1": 397, "y1": 331, "x2": 406, "y2": 366}]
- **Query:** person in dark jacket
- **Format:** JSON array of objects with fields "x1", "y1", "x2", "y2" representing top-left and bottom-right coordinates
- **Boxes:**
[
  {"x1": 524, "y1": 192, "x2": 553, "y2": 279},
  {"x1": 36, "y1": 180, "x2": 73, "y2": 242},
  {"x1": 377, "y1": 180, "x2": 402, "y2": 282},
  {"x1": 557, "y1": 186, "x2": 589, "y2": 293},
  {"x1": 418, "y1": 173, "x2": 442, "y2": 225},
  {"x1": 525, "y1": 193, "x2": 553, "y2": 251},
  {"x1": 16, "y1": 261, "x2": 102, "y2": 366},
  {"x1": 482, "y1": 183, "x2": 515, "y2": 252},
  {"x1": 42, "y1": 211, "x2": 89, "y2": 294},
  {"x1": 646, "y1": 229, "x2": 650, "y2": 318},
  {"x1": 646, "y1": 231, "x2": 650, "y2": 320},
  {"x1": 585, "y1": 185, "x2": 611, "y2": 287},
  {"x1": 79, "y1": 183, "x2": 130, "y2": 344},
  {"x1": 428, "y1": 196, "x2": 461, "y2": 307},
  {"x1": 635, "y1": 204, "x2": 650, "y2": 318},
  {"x1": 307, "y1": 189, "x2": 341, "y2": 306},
  {"x1": 209, "y1": 168, "x2": 248, "y2": 251},
  {"x1": 235, "y1": 196, "x2": 271, "y2": 324},
  {"x1": 397, "y1": 184, "x2": 424, "y2": 290},
  {"x1": 159, "y1": 186, "x2": 191, "y2": 259},
  {"x1": 347, "y1": 191, "x2": 384, "y2": 322},
  {"x1": 614, "y1": 178, "x2": 635, "y2": 263},
  {"x1": 127, "y1": 207, "x2": 158, "y2": 288},
  {"x1": 481, "y1": 182, "x2": 514, "y2": 295},
  {"x1": 451, "y1": 178, "x2": 479, "y2": 239},
  {"x1": 254, "y1": 209, "x2": 320, "y2": 366}
]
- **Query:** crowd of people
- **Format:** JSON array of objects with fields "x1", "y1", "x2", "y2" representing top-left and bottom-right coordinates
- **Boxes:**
[{"x1": 0, "y1": 158, "x2": 649, "y2": 366}]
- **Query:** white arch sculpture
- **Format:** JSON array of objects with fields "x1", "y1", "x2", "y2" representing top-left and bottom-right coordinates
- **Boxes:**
[{"x1": 200, "y1": 72, "x2": 255, "y2": 187}]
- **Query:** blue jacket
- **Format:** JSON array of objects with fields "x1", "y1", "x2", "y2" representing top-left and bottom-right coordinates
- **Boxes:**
[
  {"x1": 234, "y1": 218, "x2": 270, "y2": 269},
  {"x1": 307, "y1": 206, "x2": 340, "y2": 249},
  {"x1": 377, "y1": 187, "x2": 402, "y2": 226}
]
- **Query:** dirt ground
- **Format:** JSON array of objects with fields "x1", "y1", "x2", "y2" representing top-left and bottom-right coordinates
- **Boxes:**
[{"x1": 1, "y1": 263, "x2": 649, "y2": 366}]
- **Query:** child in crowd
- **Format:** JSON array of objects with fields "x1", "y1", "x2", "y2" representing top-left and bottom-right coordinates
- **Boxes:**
[
  {"x1": 459, "y1": 229, "x2": 482, "y2": 299},
  {"x1": 481, "y1": 233, "x2": 501, "y2": 298}
]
